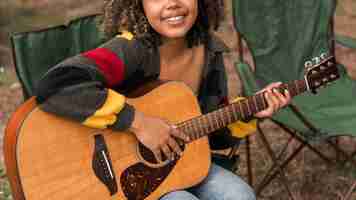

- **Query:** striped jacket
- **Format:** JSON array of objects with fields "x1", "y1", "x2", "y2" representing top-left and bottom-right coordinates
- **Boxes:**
[{"x1": 35, "y1": 33, "x2": 236, "y2": 150}]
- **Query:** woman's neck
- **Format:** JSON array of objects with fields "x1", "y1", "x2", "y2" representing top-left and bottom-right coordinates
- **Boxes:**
[{"x1": 159, "y1": 37, "x2": 190, "y2": 62}]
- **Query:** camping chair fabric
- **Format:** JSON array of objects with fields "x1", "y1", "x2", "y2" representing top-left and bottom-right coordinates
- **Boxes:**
[
  {"x1": 233, "y1": 0, "x2": 356, "y2": 139},
  {"x1": 11, "y1": 14, "x2": 104, "y2": 100}
]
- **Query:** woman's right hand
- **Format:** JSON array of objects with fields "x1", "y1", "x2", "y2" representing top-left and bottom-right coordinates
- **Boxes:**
[{"x1": 129, "y1": 111, "x2": 190, "y2": 162}]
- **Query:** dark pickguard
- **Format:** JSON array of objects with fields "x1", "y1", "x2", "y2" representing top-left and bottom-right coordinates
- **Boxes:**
[{"x1": 121, "y1": 143, "x2": 184, "y2": 200}]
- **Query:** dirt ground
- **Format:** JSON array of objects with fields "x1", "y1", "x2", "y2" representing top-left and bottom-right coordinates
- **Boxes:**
[{"x1": 0, "y1": 0, "x2": 355, "y2": 199}]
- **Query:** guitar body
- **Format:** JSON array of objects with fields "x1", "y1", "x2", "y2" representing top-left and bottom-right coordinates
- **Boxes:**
[{"x1": 4, "y1": 82, "x2": 211, "y2": 200}]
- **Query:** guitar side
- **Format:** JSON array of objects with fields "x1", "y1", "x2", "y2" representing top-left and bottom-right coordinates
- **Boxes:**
[{"x1": 4, "y1": 82, "x2": 211, "y2": 200}]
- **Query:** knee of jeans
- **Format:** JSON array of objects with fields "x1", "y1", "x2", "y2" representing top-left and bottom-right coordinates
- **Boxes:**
[
  {"x1": 160, "y1": 190, "x2": 199, "y2": 200},
  {"x1": 232, "y1": 183, "x2": 256, "y2": 200},
  {"x1": 236, "y1": 190, "x2": 256, "y2": 200}
]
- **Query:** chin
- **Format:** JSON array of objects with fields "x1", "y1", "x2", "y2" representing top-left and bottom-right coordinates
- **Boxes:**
[{"x1": 160, "y1": 28, "x2": 192, "y2": 40}]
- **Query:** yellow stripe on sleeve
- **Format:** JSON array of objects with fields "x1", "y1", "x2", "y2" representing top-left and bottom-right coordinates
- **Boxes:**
[
  {"x1": 116, "y1": 30, "x2": 134, "y2": 40},
  {"x1": 83, "y1": 89, "x2": 126, "y2": 129},
  {"x1": 227, "y1": 96, "x2": 257, "y2": 138}
]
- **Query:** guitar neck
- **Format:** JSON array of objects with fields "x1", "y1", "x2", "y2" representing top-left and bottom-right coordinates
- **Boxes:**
[{"x1": 176, "y1": 80, "x2": 307, "y2": 141}]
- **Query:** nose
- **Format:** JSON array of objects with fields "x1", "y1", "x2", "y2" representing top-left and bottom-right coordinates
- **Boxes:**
[{"x1": 166, "y1": 0, "x2": 181, "y2": 10}]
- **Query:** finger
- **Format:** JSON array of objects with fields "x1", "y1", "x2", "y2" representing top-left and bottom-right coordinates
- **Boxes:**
[
  {"x1": 256, "y1": 82, "x2": 282, "y2": 94},
  {"x1": 263, "y1": 91, "x2": 276, "y2": 114},
  {"x1": 167, "y1": 137, "x2": 183, "y2": 156},
  {"x1": 170, "y1": 125, "x2": 190, "y2": 142},
  {"x1": 283, "y1": 89, "x2": 292, "y2": 104},
  {"x1": 272, "y1": 88, "x2": 287, "y2": 107},
  {"x1": 152, "y1": 149, "x2": 163, "y2": 162},
  {"x1": 269, "y1": 89, "x2": 282, "y2": 110},
  {"x1": 255, "y1": 91, "x2": 275, "y2": 118},
  {"x1": 161, "y1": 144, "x2": 173, "y2": 161}
]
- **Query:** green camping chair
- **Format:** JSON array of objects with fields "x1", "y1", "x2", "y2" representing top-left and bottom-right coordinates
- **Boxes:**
[
  {"x1": 11, "y1": 14, "x2": 105, "y2": 100},
  {"x1": 232, "y1": 0, "x2": 356, "y2": 198}
]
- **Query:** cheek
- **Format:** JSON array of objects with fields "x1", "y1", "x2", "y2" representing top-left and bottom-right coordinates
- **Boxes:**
[{"x1": 142, "y1": 1, "x2": 162, "y2": 30}]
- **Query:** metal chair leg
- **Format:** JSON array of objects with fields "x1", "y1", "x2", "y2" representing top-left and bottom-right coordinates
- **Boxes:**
[
  {"x1": 257, "y1": 133, "x2": 299, "y2": 193},
  {"x1": 255, "y1": 121, "x2": 296, "y2": 200},
  {"x1": 246, "y1": 135, "x2": 253, "y2": 187}
]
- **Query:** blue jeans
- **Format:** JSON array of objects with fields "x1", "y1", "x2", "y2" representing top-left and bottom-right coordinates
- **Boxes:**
[{"x1": 160, "y1": 163, "x2": 256, "y2": 200}]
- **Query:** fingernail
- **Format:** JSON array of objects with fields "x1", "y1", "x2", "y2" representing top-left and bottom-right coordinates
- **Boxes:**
[{"x1": 272, "y1": 88, "x2": 278, "y2": 93}]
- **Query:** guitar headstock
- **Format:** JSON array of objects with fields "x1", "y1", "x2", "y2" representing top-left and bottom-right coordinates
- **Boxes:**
[{"x1": 304, "y1": 53, "x2": 340, "y2": 94}]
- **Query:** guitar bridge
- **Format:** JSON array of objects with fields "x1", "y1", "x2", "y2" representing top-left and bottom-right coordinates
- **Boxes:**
[{"x1": 92, "y1": 134, "x2": 118, "y2": 195}]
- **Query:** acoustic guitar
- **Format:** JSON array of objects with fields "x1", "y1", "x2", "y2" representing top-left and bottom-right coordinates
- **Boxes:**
[{"x1": 4, "y1": 55, "x2": 339, "y2": 200}]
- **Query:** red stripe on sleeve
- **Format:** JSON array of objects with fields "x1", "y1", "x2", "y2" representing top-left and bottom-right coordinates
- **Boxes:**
[{"x1": 82, "y1": 48, "x2": 125, "y2": 87}]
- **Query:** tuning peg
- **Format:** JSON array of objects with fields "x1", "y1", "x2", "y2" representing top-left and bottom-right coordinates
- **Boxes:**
[
  {"x1": 314, "y1": 81, "x2": 321, "y2": 87},
  {"x1": 322, "y1": 78, "x2": 328, "y2": 82},
  {"x1": 330, "y1": 74, "x2": 337, "y2": 79},
  {"x1": 327, "y1": 61, "x2": 334, "y2": 67},
  {"x1": 312, "y1": 57, "x2": 321, "y2": 64},
  {"x1": 305, "y1": 61, "x2": 313, "y2": 68},
  {"x1": 320, "y1": 66, "x2": 326, "y2": 70},
  {"x1": 312, "y1": 70, "x2": 318, "y2": 74},
  {"x1": 320, "y1": 53, "x2": 328, "y2": 60}
]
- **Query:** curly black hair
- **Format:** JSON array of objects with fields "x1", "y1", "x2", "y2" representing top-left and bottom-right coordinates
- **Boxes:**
[{"x1": 101, "y1": 0, "x2": 225, "y2": 48}]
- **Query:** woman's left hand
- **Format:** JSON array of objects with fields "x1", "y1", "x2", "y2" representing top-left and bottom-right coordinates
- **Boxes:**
[{"x1": 254, "y1": 82, "x2": 291, "y2": 118}]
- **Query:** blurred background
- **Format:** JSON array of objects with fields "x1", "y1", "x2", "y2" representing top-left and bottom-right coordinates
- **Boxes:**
[{"x1": 0, "y1": 0, "x2": 355, "y2": 199}]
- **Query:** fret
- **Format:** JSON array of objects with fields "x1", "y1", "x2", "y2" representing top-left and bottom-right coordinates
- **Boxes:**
[
  {"x1": 187, "y1": 121, "x2": 197, "y2": 139},
  {"x1": 248, "y1": 96, "x2": 257, "y2": 114},
  {"x1": 202, "y1": 116, "x2": 210, "y2": 133},
  {"x1": 184, "y1": 121, "x2": 195, "y2": 140},
  {"x1": 231, "y1": 103, "x2": 239, "y2": 122},
  {"x1": 245, "y1": 100, "x2": 251, "y2": 116},
  {"x1": 196, "y1": 117, "x2": 205, "y2": 137},
  {"x1": 206, "y1": 113, "x2": 215, "y2": 131},
  {"x1": 240, "y1": 100, "x2": 249, "y2": 120},
  {"x1": 196, "y1": 120, "x2": 204, "y2": 138},
  {"x1": 227, "y1": 106, "x2": 233, "y2": 124},
  {"x1": 261, "y1": 93, "x2": 268, "y2": 109},
  {"x1": 257, "y1": 92, "x2": 267, "y2": 110},
  {"x1": 180, "y1": 122, "x2": 192, "y2": 140},
  {"x1": 218, "y1": 109, "x2": 225, "y2": 128},
  {"x1": 191, "y1": 120, "x2": 199, "y2": 139},
  {"x1": 255, "y1": 93, "x2": 264, "y2": 111},
  {"x1": 239, "y1": 102, "x2": 245, "y2": 119},
  {"x1": 206, "y1": 114, "x2": 214, "y2": 133},
  {"x1": 212, "y1": 111, "x2": 219, "y2": 130},
  {"x1": 220, "y1": 108, "x2": 229, "y2": 128},
  {"x1": 252, "y1": 96, "x2": 259, "y2": 113}
]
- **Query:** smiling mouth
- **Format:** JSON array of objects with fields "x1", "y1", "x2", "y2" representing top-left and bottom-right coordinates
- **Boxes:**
[{"x1": 164, "y1": 15, "x2": 186, "y2": 24}]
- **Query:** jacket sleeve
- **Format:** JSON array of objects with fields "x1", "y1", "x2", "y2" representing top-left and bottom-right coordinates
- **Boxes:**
[{"x1": 35, "y1": 35, "x2": 147, "y2": 131}]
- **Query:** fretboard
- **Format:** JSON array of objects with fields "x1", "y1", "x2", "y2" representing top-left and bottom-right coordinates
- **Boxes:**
[{"x1": 176, "y1": 80, "x2": 307, "y2": 141}]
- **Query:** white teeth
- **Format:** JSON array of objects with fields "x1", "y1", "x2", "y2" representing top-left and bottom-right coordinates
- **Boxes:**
[{"x1": 166, "y1": 16, "x2": 184, "y2": 22}]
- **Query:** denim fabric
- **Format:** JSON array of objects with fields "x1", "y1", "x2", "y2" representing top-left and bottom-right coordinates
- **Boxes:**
[{"x1": 160, "y1": 163, "x2": 256, "y2": 200}]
